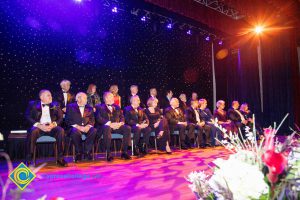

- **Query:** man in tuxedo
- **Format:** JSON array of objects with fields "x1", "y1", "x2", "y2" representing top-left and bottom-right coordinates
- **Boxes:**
[
  {"x1": 124, "y1": 95, "x2": 151, "y2": 156},
  {"x1": 165, "y1": 98, "x2": 192, "y2": 149},
  {"x1": 186, "y1": 100, "x2": 212, "y2": 148},
  {"x1": 127, "y1": 85, "x2": 146, "y2": 108},
  {"x1": 199, "y1": 98, "x2": 219, "y2": 146},
  {"x1": 55, "y1": 80, "x2": 75, "y2": 114},
  {"x1": 25, "y1": 89, "x2": 67, "y2": 166},
  {"x1": 228, "y1": 101, "x2": 247, "y2": 132},
  {"x1": 149, "y1": 88, "x2": 160, "y2": 108},
  {"x1": 160, "y1": 90, "x2": 173, "y2": 112},
  {"x1": 65, "y1": 92, "x2": 97, "y2": 162},
  {"x1": 95, "y1": 92, "x2": 131, "y2": 161}
]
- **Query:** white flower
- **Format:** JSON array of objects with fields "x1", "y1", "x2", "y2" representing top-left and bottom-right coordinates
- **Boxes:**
[{"x1": 209, "y1": 154, "x2": 268, "y2": 200}]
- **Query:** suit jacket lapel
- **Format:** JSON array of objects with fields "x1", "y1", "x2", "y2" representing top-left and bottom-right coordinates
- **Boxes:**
[
  {"x1": 36, "y1": 101, "x2": 42, "y2": 120},
  {"x1": 83, "y1": 106, "x2": 89, "y2": 118}
]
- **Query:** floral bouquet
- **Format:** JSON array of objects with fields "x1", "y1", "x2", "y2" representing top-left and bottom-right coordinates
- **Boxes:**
[{"x1": 186, "y1": 114, "x2": 300, "y2": 200}]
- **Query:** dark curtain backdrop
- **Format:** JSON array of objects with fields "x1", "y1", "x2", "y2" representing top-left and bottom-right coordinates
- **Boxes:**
[
  {"x1": 0, "y1": 0, "x2": 213, "y2": 132},
  {"x1": 215, "y1": 32, "x2": 297, "y2": 134}
]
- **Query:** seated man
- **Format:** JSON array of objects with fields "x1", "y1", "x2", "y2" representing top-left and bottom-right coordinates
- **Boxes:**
[
  {"x1": 124, "y1": 95, "x2": 151, "y2": 156},
  {"x1": 25, "y1": 89, "x2": 67, "y2": 166},
  {"x1": 65, "y1": 92, "x2": 97, "y2": 162},
  {"x1": 186, "y1": 100, "x2": 211, "y2": 148},
  {"x1": 95, "y1": 92, "x2": 131, "y2": 161},
  {"x1": 227, "y1": 101, "x2": 247, "y2": 132},
  {"x1": 199, "y1": 98, "x2": 220, "y2": 146},
  {"x1": 165, "y1": 98, "x2": 192, "y2": 149}
]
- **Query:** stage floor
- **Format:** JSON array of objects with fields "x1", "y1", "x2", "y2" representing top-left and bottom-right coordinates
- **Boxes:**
[{"x1": 1, "y1": 147, "x2": 231, "y2": 200}]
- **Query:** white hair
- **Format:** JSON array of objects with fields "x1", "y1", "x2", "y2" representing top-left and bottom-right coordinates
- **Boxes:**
[
  {"x1": 60, "y1": 79, "x2": 71, "y2": 87},
  {"x1": 75, "y1": 92, "x2": 87, "y2": 101}
]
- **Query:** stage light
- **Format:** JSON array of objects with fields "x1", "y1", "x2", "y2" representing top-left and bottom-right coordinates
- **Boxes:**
[
  {"x1": 167, "y1": 23, "x2": 172, "y2": 29},
  {"x1": 218, "y1": 40, "x2": 223, "y2": 45},
  {"x1": 74, "y1": 0, "x2": 82, "y2": 3},
  {"x1": 254, "y1": 26, "x2": 264, "y2": 34},
  {"x1": 141, "y1": 16, "x2": 146, "y2": 22},
  {"x1": 205, "y1": 36, "x2": 210, "y2": 41},
  {"x1": 112, "y1": 7, "x2": 118, "y2": 13},
  {"x1": 186, "y1": 30, "x2": 192, "y2": 35}
]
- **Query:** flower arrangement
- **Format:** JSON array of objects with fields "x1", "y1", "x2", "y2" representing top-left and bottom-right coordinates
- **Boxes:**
[{"x1": 186, "y1": 114, "x2": 300, "y2": 200}]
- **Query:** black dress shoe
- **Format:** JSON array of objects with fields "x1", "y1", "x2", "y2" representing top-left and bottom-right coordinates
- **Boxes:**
[
  {"x1": 74, "y1": 154, "x2": 82, "y2": 163},
  {"x1": 86, "y1": 153, "x2": 93, "y2": 161},
  {"x1": 181, "y1": 145, "x2": 188, "y2": 150},
  {"x1": 106, "y1": 154, "x2": 114, "y2": 162},
  {"x1": 121, "y1": 153, "x2": 131, "y2": 160},
  {"x1": 141, "y1": 143, "x2": 148, "y2": 155},
  {"x1": 57, "y1": 159, "x2": 68, "y2": 167},
  {"x1": 133, "y1": 145, "x2": 140, "y2": 156}
]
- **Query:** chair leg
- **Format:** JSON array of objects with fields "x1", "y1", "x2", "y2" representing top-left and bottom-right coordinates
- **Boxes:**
[
  {"x1": 33, "y1": 144, "x2": 37, "y2": 166},
  {"x1": 179, "y1": 136, "x2": 181, "y2": 150},
  {"x1": 92, "y1": 144, "x2": 95, "y2": 161},
  {"x1": 114, "y1": 140, "x2": 117, "y2": 156},
  {"x1": 72, "y1": 144, "x2": 75, "y2": 162},
  {"x1": 131, "y1": 139, "x2": 134, "y2": 156},
  {"x1": 120, "y1": 140, "x2": 123, "y2": 154},
  {"x1": 54, "y1": 142, "x2": 58, "y2": 164},
  {"x1": 154, "y1": 138, "x2": 158, "y2": 153}
]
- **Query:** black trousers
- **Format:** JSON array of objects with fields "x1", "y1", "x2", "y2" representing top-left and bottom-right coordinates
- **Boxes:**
[
  {"x1": 69, "y1": 127, "x2": 97, "y2": 155},
  {"x1": 131, "y1": 126, "x2": 151, "y2": 147},
  {"x1": 27, "y1": 126, "x2": 65, "y2": 159},
  {"x1": 171, "y1": 124, "x2": 194, "y2": 146},
  {"x1": 97, "y1": 125, "x2": 131, "y2": 154},
  {"x1": 191, "y1": 124, "x2": 211, "y2": 146}
]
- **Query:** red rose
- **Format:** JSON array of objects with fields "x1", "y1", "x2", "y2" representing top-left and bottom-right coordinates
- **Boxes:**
[
  {"x1": 267, "y1": 172, "x2": 278, "y2": 183},
  {"x1": 262, "y1": 150, "x2": 287, "y2": 175}
]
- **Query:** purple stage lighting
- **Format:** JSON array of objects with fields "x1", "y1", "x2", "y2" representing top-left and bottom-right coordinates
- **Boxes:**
[
  {"x1": 112, "y1": 7, "x2": 118, "y2": 13},
  {"x1": 205, "y1": 36, "x2": 210, "y2": 41},
  {"x1": 167, "y1": 23, "x2": 172, "y2": 29},
  {"x1": 186, "y1": 30, "x2": 192, "y2": 35},
  {"x1": 74, "y1": 0, "x2": 82, "y2": 3},
  {"x1": 218, "y1": 40, "x2": 223, "y2": 45},
  {"x1": 141, "y1": 16, "x2": 146, "y2": 22}
]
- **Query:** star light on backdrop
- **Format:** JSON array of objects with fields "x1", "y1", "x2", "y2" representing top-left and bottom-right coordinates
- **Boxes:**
[{"x1": 0, "y1": 0, "x2": 219, "y2": 130}]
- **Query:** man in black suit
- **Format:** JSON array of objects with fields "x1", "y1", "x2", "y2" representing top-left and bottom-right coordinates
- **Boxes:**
[
  {"x1": 65, "y1": 92, "x2": 97, "y2": 162},
  {"x1": 227, "y1": 101, "x2": 247, "y2": 134},
  {"x1": 186, "y1": 100, "x2": 212, "y2": 148},
  {"x1": 227, "y1": 101, "x2": 247, "y2": 127},
  {"x1": 199, "y1": 98, "x2": 219, "y2": 146},
  {"x1": 25, "y1": 89, "x2": 67, "y2": 166},
  {"x1": 127, "y1": 85, "x2": 146, "y2": 108},
  {"x1": 55, "y1": 79, "x2": 75, "y2": 115},
  {"x1": 95, "y1": 92, "x2": 131, "y2": 161},
  {"x1": 165, "y1": 98, "x2": 192, "y2": 149},
  {"x1": 124, "y1": 95, "x2": 151, "y2": 156},
  {"x1": 160, "y1": 90, "x2": 173, "y2": 112}
]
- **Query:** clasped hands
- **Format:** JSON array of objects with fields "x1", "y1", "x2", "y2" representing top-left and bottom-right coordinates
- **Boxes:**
[
  {"x1": 37, "y1": 122, "x2": 57, "y2": 132},
  {"x1": 109, "y1": 122, "x2": 124, "y2": 130}
]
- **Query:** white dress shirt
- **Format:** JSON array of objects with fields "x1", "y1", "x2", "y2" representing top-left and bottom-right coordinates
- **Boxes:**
[
  {"x1": 63, "y1": 91, "x2": 68, "y2": 106},
  {"x1": 40, "y1": 103, "x2": 52, "y2": 124},
  {"x1": 194, "y1": 108, "x2": 201, "y2": 123}
]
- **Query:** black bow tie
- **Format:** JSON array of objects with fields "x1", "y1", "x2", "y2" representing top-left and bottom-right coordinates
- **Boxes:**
[
  {"x1": 79, "y1": 106, "x2": 85, "y2": 108},
  {"x1": 107, "y1": 104, "x2": 113, "y2": 107},
  {"x1": 63, "y1": 91, "x2": 68, "y2": 93},
  {"x1": 42, "y1": 104, "x2": 50, "y2": 107}
]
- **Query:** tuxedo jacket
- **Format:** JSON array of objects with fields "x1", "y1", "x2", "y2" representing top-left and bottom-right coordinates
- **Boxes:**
[
  {"x1": 25, "y1": 100, "x2": 63, "y2": 126},
  {"x1": 95, "y1": 103, "x2": 124, "y2": 125},
  {"x1": 185, "y1": 107, "x2": 203, "y2": 124},
  {"x1": 65, "y1": 103, "x2": 95, "y2": 127},
  {"x1": 159, "y1": 96, "x2": 170, "y2": 111},
  {"x1": 179, "y1": 100, "x2": 188, "y2": 112},
  {"x1": 199, "y1": 108, "x2": 214, "y2": 122},
  {"x1": 124, "y1": 105, "x2": 149, "y2": 126},
  {"x1": 55, "y1": 90, "x2": 75, "y2": 110},
  {"x1": 164, "y1": 106, "x2": 185, "y2": 127},
  {"x1": 227, "y1": 108, "x2": 242, "y2": 122}
]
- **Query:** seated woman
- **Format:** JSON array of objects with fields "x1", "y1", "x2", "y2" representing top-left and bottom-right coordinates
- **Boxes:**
[
  {"x1": 109, "y1": 85, "x2": 121, "y2": 108},
  {"x1": 214, "y1": 100, "x2": 237, "y2": 134},
  {"x1": 87, "y1": 84, "x2": 101, "y2": 111},
  {"x1": 145, "y1": 97, "x2": 172, "y2": 154}
]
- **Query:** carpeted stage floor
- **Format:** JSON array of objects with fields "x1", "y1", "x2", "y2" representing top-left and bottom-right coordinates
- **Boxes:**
[{"x1": 1, "y1": 147, "x2": 231, "y2": 200}]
